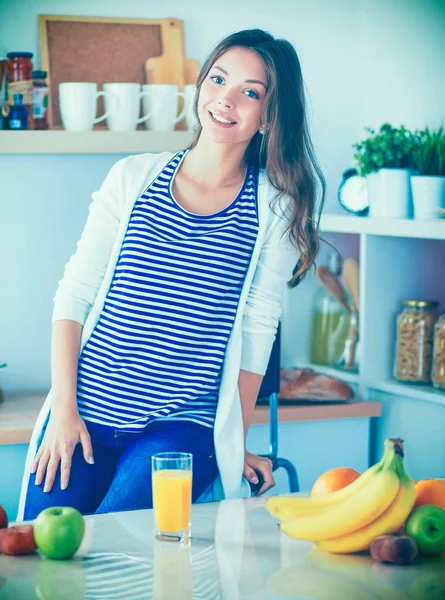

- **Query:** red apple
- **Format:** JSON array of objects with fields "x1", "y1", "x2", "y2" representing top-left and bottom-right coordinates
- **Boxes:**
[
  {"x1": 0, "y1": 525, "x2": 37, "y2": 555},
  {"x1": 0, "y1": 506, "x2": 7, "y2": 529}
]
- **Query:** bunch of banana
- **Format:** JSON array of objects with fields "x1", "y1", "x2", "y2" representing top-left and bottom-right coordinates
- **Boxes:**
[{"x1": 266, "y1": 438, "x2": 416, "y2": 554}]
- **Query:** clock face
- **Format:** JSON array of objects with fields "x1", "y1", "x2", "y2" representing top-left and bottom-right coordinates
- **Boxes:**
[{"x1": 338, "y1": 173, "x2": 369, "y2": 215}]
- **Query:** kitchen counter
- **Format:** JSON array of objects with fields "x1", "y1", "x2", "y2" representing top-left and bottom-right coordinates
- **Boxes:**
[
  {"x1": 0, "y1": 390, "x2": 381, "y2": 445},
  {"x1": 1, "y1": 495, "x2": 443, "y2": 599}
]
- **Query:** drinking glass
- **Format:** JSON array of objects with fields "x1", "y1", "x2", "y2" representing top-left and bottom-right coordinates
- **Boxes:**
[{"x1": 152, "y1": 452, "x2": 193, "y2": 542}]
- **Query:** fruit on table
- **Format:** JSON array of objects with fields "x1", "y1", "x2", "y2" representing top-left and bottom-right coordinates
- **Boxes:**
[
  {"x1": 0, "y1": 506, "x2": 7, "y2": 529},
  {"x1": 370, "y1": 534, "x2": 418, "y2": 564},
  {"x1": 311, "y1": 467, "x2": 361, "y2": 497},
  {"x1": 414, "y1": 478, "x2": 445, "y2": 511},
  {"x1": 34, "y1": 506, "x2": 85, "y2": 560},
  {"x1": 0, "y1": 525, "x2": 37, "y2": 555},
  {"x1": 267, "y1": 438, "x2": 416, "y2": 553},
  {"x1": 405, "y1": 504, "x2": 445, "y2": 555}
]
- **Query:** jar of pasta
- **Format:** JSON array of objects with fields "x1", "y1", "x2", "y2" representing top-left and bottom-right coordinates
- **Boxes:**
[
  {"x1": 394, "y1": 300, "x2": 438, "y2": 383},
  {"x1": 432, "y1": 314, "x2": 445, "y2": 389}
]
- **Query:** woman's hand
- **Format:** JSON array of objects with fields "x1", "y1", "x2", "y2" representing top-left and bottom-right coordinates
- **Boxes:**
[
  {"x1": 31, "y1": 405, "x2": 94, "y2": 493},
  {"x1": 243, "y1": 450, "x2": 275, "y2": 495}
]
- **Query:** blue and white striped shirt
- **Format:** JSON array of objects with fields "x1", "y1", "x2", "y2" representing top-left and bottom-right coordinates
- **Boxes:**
[{"x1": 76, "y1": 151, "x2": 259, "y2": 431}]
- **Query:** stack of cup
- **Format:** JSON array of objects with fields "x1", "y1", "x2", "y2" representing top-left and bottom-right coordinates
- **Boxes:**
[{"x1": 59, "y1": 82, "x2": 199, "y2": 132}]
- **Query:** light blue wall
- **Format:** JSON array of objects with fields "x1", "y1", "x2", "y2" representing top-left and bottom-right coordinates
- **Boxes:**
[
  {"x1": 1, "y1": 0, "x2": 445, "y2": 390},
  {"x1": 0, "y1": 154, "x2": 128, "y2": 389}
]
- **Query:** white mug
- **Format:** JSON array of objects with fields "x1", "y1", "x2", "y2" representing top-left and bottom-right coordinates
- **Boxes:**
[
  {"x1": 59, "y1": 82, "x2": 115, "y2": 132},
  {"x1": 142, "y1": 84, "x2": 186, "y2": 132},
  {"x1": 184, "y1": 84, "x2": 198, "y2": 132},
  {"x1": 103, "y1": 83, "x2": 152, "y2": 132}
]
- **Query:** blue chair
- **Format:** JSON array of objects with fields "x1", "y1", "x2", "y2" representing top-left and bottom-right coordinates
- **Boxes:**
[{"x1": 254, "y1": 323, "x2": 300, "y2": 493}]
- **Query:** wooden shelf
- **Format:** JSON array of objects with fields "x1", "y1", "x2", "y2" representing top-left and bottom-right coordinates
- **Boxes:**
[
  {"x1": 0, "y1": 130, "x2": 193, "y2": 154},
  {"x1": 253, "y1": 400, "x2": 381, "y2": 425},
  {"x1": 320, "y1": 213, "x2": 445, "y2": 240},
  {"x1": 0, "y1": 390, "x2": 381, "y2": 446}
]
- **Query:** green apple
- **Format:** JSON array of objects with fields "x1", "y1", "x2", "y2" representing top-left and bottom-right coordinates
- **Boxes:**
[
  {"x1": 406, "y1": 505, "x2": 445, "y2": 555},
  {"x1": 34, "y1": 507, "x2": 85, "y2": 560}
]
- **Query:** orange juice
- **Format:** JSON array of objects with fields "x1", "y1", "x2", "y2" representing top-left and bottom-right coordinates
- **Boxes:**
[{"x1": 152, "y1": 469, "x2": 192, "y2": 533}]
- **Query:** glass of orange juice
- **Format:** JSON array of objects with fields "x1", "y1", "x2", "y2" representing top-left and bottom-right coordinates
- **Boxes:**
[{"x1": 152, "y1": 452, "x2": 193, "y2": 542}]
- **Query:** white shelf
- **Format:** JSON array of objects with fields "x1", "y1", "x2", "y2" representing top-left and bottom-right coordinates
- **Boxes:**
[
  {"x1": 366, "y1": 378, "x2": 445, "y2": 406},
  {"x1": 0, "y1": 130, "x2": 193, "y2": 154},
  {"x1": 320, "y1": 213, "x2": 445, "y2": 241}
]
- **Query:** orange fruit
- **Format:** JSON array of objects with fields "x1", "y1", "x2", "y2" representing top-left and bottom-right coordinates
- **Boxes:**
[
  {"x1": 311, "y1": 467, "x2": 361, "y2": 497},
  {"x1": 414, "y1": 479, "x2": 445, "y2": 511}
]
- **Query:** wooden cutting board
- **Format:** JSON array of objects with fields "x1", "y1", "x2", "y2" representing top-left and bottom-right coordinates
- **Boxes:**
[
  {"x1": 183, "y1": 58, "x2": 201, "y2": 84},
  {"x1": 144, "y1": 23, "x2": 200, "y2": 130}
]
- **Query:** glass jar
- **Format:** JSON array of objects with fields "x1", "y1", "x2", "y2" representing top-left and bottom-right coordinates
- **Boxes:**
[
  {"x1": 394, "y1": 300, "x2": 438, "y2": 383},
  {"x1": 7, "y1": 52, "x2": 34, "y2": 129},
  {"x1": 432, "y1": 314, "x2": 445, "y2": 390},
  {"x1": 32, "y1": 70, "x2": 48, "y2": 130},
  {"x1": 310, "y1": 253, "x2": 352, "y2": 366}
]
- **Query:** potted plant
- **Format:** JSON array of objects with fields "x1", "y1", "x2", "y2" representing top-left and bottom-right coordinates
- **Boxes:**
[
  {"x1": 410, "y1": 125, "x2": 445, "y2": 220},
  {"x1": 352, "y1": 123, "x2": 418, "y2": 219}
]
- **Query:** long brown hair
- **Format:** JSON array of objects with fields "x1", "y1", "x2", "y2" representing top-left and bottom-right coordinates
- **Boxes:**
[{"x1": 188, "y1": 29, "x2": 326, "y2": 287}]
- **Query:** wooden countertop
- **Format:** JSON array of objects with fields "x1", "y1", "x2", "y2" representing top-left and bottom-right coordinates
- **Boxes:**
[{"x1": 0, "y1": 390, "x2": 381, "y2": 446}]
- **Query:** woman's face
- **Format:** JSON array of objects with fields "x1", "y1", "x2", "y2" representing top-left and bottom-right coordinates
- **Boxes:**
[{"x1": 198, "y1": 47, "x2": 267, "y2": 147}]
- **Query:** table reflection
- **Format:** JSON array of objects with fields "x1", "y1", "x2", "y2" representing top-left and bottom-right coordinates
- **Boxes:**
[{"x1": 267, "y1": 546, "x2": 445, "y2": 600}]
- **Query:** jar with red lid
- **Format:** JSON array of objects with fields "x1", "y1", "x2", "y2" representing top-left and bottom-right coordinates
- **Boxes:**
[{"x1": 7, "y1": 52, "x2": 34, "y2": 129}]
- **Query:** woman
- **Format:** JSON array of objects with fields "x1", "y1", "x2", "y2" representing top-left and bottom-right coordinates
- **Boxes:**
[{"x1": 19, "y1": 28, "x2": 325, "y2": 520}]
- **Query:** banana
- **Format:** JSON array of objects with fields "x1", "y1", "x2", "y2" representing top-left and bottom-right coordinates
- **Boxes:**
[
  {"x1": 271, "y1": 502, "x2": 334, "y2": 520},
  {"x1": 279, "y1": 468, "x2": 400, "y2": 541},
  {"x1": 267, "y1": 564, "x2": 381, "y2": 600},
  {"x1": 267, "y1": 462, "x2": 380, "y2": 516},
  {"x1": 316, "y1": 457, "x2": 415, "y2": 553},
  {"x1": 267, "y1": 438, "x2": 409, "y2": 522}
]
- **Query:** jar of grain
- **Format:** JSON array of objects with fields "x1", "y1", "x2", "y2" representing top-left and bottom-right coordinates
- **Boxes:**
[
  {"x1": 432, "y1": 314, "x2": 445, "y2": 389},
  {"x1": 394, "y1": 300, "x2": 438, "y2": 383}
]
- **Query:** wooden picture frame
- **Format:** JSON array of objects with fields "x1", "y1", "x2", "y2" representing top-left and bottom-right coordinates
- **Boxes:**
[{"x1": 38, "y1": 15, "x2": 187, "y2": 129}]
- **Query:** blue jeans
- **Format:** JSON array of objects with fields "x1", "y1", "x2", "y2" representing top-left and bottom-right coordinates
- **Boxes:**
[{"x1": 23, "y1": 417, "x2": 218, "y2": 520}]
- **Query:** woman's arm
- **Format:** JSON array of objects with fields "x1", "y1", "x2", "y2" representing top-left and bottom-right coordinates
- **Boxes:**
[
  {"x1": 239, "y1": 369, "x2": 263, "y2": 443},
  {"x1": 239, "y1": 368, "x2": 275, "y2": 495},
  {"x1": 32, "y1": 319, "x2": 95, "y2": 493},
  {"x1": 50, "y1": 319, "x2": 83, "y2": 415}
]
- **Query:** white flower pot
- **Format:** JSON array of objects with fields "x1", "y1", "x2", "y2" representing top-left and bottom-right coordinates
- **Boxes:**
[
  {"x1": 366, "y1": 168, "x2": 415, "y2": 219},
  {"x1": 410, "y1": 175, "x2": 445, "y2": 220}
]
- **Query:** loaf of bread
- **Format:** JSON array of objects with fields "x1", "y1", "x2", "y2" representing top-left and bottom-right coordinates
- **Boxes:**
[{"x1": 279, "y1": 368, "x2": 354, "y2": 401}]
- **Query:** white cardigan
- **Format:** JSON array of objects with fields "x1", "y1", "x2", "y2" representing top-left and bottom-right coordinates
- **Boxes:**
[{"x1": 17, "y1": 151, "x2": 298, "y2": 520}]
